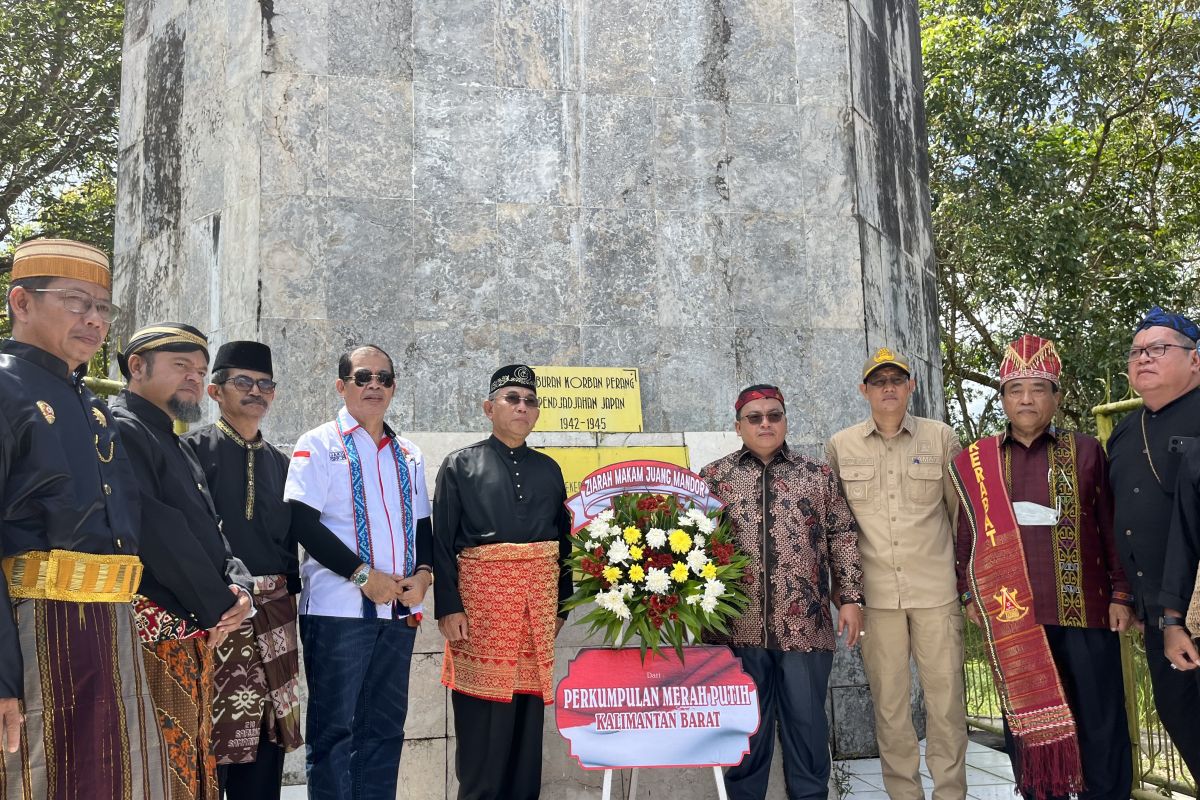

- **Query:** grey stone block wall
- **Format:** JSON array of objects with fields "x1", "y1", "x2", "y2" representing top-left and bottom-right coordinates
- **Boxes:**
[{"x1": 116, "y1": 0, "x2": 941, "y2": 794}]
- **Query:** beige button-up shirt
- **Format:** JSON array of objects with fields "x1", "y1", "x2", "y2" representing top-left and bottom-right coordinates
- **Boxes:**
[{"x1": 826, "y1": 413, "x2": 961, "y2": 609}]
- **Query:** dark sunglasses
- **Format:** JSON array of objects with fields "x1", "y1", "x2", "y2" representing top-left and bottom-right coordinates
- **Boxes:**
[
  {"x1": 218, "y1": 375, "x2": 277, "y2": 394},
  {"x1": 342, "y1": 369, "x2": 395, "y2": 388},
  {"x1": 496, "y1": 392, "x2": 540, "y2": 408},
  {"x1": 740, "y1": 411, "x2": 785, "y2": 425}
]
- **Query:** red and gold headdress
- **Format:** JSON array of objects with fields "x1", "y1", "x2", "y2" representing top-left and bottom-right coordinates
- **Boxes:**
[{"x1": 999, "y1": 334, "x2": 1062, "y2": 387}]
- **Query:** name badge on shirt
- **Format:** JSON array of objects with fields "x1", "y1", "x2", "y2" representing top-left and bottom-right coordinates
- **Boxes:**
[{"x1": 1013, "y1": 501, "x2": 1059, "y2": 526}]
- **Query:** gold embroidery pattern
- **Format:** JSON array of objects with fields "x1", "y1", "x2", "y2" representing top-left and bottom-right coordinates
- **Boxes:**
[
  {"x1": 1051, "y1": 436, "x2": 1085, "y2": 627},
  {"x1": 216, "y1": 419, "x2": 265, "y2": 521},
  {"x1": 2, "y1": 550, "x2": 143, "y2": 602}
]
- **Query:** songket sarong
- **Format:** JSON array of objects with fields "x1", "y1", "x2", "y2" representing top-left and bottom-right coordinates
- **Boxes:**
[
  {"x1": 0, "y1": 550, "x2": 169, "y2": 799},
  {"x1": 210, "y1": 575, "x2": 302, "y2": 764},
  {"x1": 134, "y1": 596, "x2": 218, "y2": 800},
  {"x1": 441, "y1": 540, "x2": 560, "y2": 704}
]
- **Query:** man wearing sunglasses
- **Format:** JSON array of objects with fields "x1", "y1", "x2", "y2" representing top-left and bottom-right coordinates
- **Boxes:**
[
  {"x1": 0, "y1": 238, "x2": 169, "y2": 797},
  {"x1": 826, "y1": 348, "x2": 967, "y2": 800},
  {"x1": 1108, "y1": 306, "x2": 1200, "y2": 775},
  {"x1": 433, "y1": 364, "x2": 572, "y2": 800},
  {"x1": 700, "y1": 384, "x2": 863, "y2": 800},
  {"x1": 283, "y1": 345, "x2": 433, "y2": 800}
]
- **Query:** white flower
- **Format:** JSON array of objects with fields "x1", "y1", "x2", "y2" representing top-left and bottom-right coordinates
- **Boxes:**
[
  {"x1": 645, "y1": 528, "x2": 667, "y2": 549},
  {"x1": 595, "y1": 589, "x2": 631, "y2": 620},
  {"x1": 692, "y1": 534, "x2": 706, "y2": 550},
  {"x1": 686, "y1": 594, "x2": 702, "y2": 606},
  {"x1": 676, "y1": 514, "x2": 695, "y2": 529},
  {"x1": 645, "y1": 568, "x2": 671, "y2": 594},
  {"x1": 617, "y1": 583, "x2": 635, "y2": 599},
  {"x1": 585, "y1": 539, "x2": 600, "y2": 550},
  {"x1": 694, "y1": 514, "x2": 716, "y2": 535},
  {"x1": 587, "y1": 518, "x2": 609, "y2": 538},
  {"x1": 703, "y1": 579, "x2": 725, "y2": 599},
  {"x1": 609, "y1": 525, "x2": 624, "y2": 539},
  {"x1": 686, "y1": 549, "x2": 709, "y2": 575},
  {"x1": 700, "y1": 595, "x2": 718, "y2": 614},
  {"x1": 606, "y1": 540, "x2": 631, "y2": 564},
  {"x1": 596, "y1": 508, "x2": 615, "y2": 523}
]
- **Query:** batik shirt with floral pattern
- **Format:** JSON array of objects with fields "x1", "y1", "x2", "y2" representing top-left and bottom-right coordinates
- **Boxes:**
[{"x1": 700, "y1": 445, "x2": 863, "y2": 652}]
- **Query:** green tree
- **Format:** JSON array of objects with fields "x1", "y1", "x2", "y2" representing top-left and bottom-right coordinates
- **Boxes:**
[
  {"x1": 922, "y1": 0, "x2": 1200, "y2": 439},
  {"x1": 0, "y1": 0, "x2": 123, "y2": 257}
]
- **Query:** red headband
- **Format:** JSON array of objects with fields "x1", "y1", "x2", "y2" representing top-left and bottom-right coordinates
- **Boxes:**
[{"x1": 735, "y1": 387, "x2": 785, "y2": 413}]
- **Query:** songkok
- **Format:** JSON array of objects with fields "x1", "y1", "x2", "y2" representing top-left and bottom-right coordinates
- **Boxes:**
[
  {"x1": 735, "y1": 385, "x2": 786, "y2": 413},
  {"x1": 490, "y1": 364, "x2": 537, "y2": 395},
  {"x1": 998, "y1": 334, "x2": 1062, "y2": 388},
  {"x1": 212, "y1": 340, "x2": 273, "y2": 376},
  {"x1": 1136, "y1": 306, "x2": 1200, "y2": 343},
  {"x1": 862, "y1": 347, "x2": 911, "y2": 381},
  {"x1": 118, "y1": 322, "x2": 209, "y2": 379},
  {"x1": 12, "y1": 238, "x2": 111, "y2": 291}
]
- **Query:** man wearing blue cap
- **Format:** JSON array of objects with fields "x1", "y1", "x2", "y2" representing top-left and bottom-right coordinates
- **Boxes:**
[{"x1": 1108, "y1": 306, "x2": 1200, "y2": 774}]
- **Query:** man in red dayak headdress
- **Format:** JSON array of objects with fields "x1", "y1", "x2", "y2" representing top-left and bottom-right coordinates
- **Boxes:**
[{"x1": 950, "y1": 335, "x2": 1134, "y2": 800}]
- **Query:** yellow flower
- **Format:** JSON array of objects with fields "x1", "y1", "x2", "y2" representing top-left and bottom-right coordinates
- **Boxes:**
[
  {"x1": 623, "y1": 526, "x2": 642, "y2": 544},
  {"x1": 603, "y1": 566, "x2": 623, "y2": 584},
  {"x1": 629, "y1": 545, "x2": 644, "y2": 560},
  {"x1": 628, "y1": 564, "x2": 646, "y2": 583},
  {"x1": 668, "y1": 529, "x2": 692, "y2": 554},
  {"x1": 671, "y1": 562, "x2": 689, "y2": 583},
  {"x1": 701, "y1": 561, "x2": 717, "y2": 580}
]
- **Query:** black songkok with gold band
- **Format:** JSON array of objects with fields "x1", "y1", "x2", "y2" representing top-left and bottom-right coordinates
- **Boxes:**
[
  {"x1": 117, "y1": 322, "x2": 209, "y2": 378},
  {"x1": 490, "y1": 364, "x2": 537, "y2": 395}
]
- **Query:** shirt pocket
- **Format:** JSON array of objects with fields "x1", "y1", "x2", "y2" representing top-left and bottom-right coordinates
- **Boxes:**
[
  {"x1": 839, "y1": 462, "x2": 878, "y2": 513},
  {"x1": 904, "y1": 458, "x2": 944, "y2": 506}
]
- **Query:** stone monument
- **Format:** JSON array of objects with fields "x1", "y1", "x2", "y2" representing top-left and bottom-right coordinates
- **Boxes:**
[{"x1": 116, "y1": 0, "x2": 940, "y2": 796}]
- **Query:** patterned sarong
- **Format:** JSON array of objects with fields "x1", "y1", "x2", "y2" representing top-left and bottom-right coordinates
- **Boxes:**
[
  {"x1": 135, "y1": 598, "x2": 218, "y2": 800},
  {"x1": 0, "y1": 598, "x2": 169, "y2": 799},
  {"x1": 210, "y1": 575, "x2": 302, "y2": 764},
  {"x1": 441, "y1": 541, "x2": 560, "y2": 704},
  {"x1": 951, "y1": 437, "x2": 1083, "y2": 799}
]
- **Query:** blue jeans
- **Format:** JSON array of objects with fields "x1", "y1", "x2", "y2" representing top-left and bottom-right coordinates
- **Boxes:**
[
  {"x1": 726, "y1": 647, "x2": 834, "y2": 800},
  {"x1": 300, "y1": 615, "x2": 416, "y2": 800}
]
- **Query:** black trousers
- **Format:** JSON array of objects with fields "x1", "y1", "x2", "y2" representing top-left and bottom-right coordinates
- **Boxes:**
[
  {"x1": 218, "y1": 728, "x2": 285, "y2": 800},
  {"x1": 1002, "y1": 625, "x2": 1132, "y2": 800},
  {"x1": 1143, "y1": 624, "x2": 1200, "y2": 778},
  {"x1": 451, "y1": 690, "x2": 545, "y2": 800}
]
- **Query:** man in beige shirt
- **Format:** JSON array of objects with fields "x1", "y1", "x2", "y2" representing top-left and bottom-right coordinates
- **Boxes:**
[{"x1": 826, "y1": 348, "x2": 967, "y2": 800}]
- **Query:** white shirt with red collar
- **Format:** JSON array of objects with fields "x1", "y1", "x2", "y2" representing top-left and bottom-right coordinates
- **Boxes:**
[{"x1": 284, "y1": 405, "x2": 430, "y2": 619}]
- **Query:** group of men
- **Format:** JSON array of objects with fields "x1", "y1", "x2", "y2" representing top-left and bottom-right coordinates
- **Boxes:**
[{"x1": 3, "y1": 234, "x2": 1200, "y2": 800}]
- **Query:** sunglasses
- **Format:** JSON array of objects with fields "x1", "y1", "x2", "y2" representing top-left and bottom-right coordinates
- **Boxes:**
[
  {"x1": 740, "y1": 411, "x2": 785, "y2": 425},
  {"x1": 496, "y1": 392, "x2": 540, "y2": 408},
  {"x1": 341, "y1": 369, "x2": 395, "y2": 388},
  {"x1": 219, "y1": 375, "x2": 277, "y2": 394},
  {"x1": 866, "y1": 375, "x2": 910, "y2": 388}
]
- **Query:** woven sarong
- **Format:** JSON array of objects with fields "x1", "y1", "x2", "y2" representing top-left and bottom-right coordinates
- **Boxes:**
[
  {"x1": 951, "y1": 437, "x2": 1083, "y2": 799},
  {"x1": 0, "y1": 598, "x2": 169, "y2": 799},
  {"x1": 441, "y1": 541, "x2": 560, "y2": 704},
  {"x1": 211, "y1": 575, "x2": 302, "y2": 764},
  {"x1": 136, "y1": 598, "x2": 218, "y2": 800}
]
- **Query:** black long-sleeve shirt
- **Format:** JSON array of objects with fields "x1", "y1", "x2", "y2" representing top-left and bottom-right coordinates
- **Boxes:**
[
  {"x1": 0, "y1": 340, "x2": 141, "y2": 698},
  {"x1": 1108, "y1": 387, "x2": 1200, "y2": 619},
  {"x1": 1162, "y1": 442, "x2": 1200, "y2": 613},
  {"x1": 110, "y1": 390, "x2": 251, "y2": 629},
  {"x1": 432, "y1": 436, "x2": 571, "y2": 619}
]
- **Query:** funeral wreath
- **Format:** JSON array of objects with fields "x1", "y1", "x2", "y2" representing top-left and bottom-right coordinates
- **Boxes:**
[{"x1": 561, "y1": 492, "x2": 750, "y2": 660}]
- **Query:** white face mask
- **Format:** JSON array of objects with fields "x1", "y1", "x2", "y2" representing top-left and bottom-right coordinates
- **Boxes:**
[{"x1": 1013, "y1": 501, "x2": 1060, "y2": 527}]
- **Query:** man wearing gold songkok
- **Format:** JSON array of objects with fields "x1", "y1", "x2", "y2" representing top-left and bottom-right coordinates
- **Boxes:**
[
  {"x1": 111, "y1": 322, "x2": 254, "y2": 800},
  {"x1": 951, "y1": 334, "x2": 1133, "y2": 800},
  {"x1": 434, "y1": 364, "x2": 572, "y2": 800},
  {"x1": 0, "y1": 238, "x2": 169, "y2": 798}
]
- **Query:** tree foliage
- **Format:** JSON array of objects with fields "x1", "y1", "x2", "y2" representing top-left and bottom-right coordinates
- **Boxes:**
[
  {"x1": 0, "y1": 0, "x2": 123, "y2": 261},
  {"x1": 922, "y1": 0, "x2": 1200, "y2": 438}
]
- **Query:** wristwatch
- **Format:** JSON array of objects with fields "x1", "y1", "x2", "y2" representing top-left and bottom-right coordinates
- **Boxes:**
[
  {"x1": 351, "y1": 564, "x2": 371, "y2": 588},
  {"x1": 1159, "y1": 614, "x2": 1188, "y2": 631}
]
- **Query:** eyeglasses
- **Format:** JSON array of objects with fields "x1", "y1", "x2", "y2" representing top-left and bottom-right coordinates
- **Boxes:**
[
  {"x1": 219, "y1": 375, "x2": 277, "y2": 394},
  {"x1": 1126, "y1": 343, "x2": 1195, "y2": 362},
  {"x1": 342, "y1": 369, "x2": 395, "y2": 388},
  {"x1": 496, "y1": 392, "x2": 540, "y2": 408},
  {"x1": 31, "y1": 288, "x2": 121, "y2": 323},
  {"x1": 866, "y1": 375, "x2": 910, "y2": 388},
  {"x1": 740, "y1": 411, "x2": 785, "y2": 425}
]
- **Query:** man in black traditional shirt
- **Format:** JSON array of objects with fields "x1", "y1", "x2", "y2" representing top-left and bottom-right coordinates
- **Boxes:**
[
  {"x1": 1108, "y1": 306, "x2": 1200, "y2": 775},
  {"x1": 0, "y1": 238, "x2": 168, "y2": 798},
  {"x1": 1163, "y1": 439, "x2": 1200, "y2": 671},
  {"x1": 111, "y1": 322, "x2": 253, "y2": 800},
  {"x1": 183, "y1": 341, "x2": 307, "y2": 800},
  {"x1": 434, "y1": 364, "x2": 572, "y2": 800}
]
